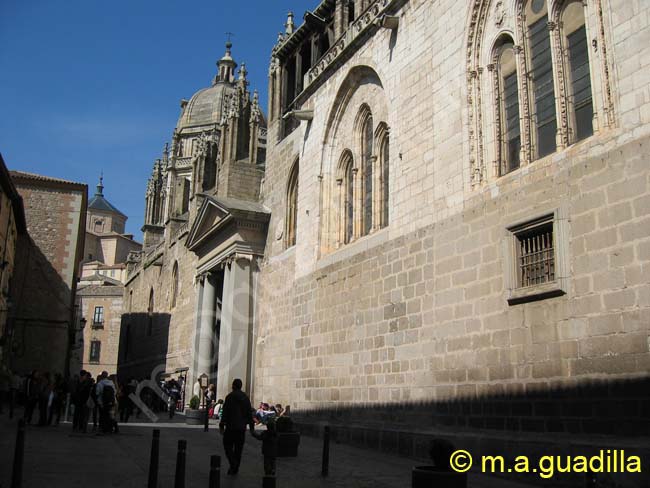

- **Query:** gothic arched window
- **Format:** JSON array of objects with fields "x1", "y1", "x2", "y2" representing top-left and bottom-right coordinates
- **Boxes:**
[
  {"x1": 525, "y1": 0, "x2": 557, "y2": 158},
  {"x1": 147, "y1": 288, "x2": 154, "y2": 336},
  {"x1": 493, "y1": 37, "x2": 521, "y2": 175},
  {"x1": 561, "y1": 1, "x2": 593, "y2": 142},
  {"x1": 361, "y1": 112, "x2": 373, "y2": 236},
  {"x1": 171, "y1": 262, "x2": 179, "y2": 309},
  {"x1": 285, "y1": 160, "x2": 299, "y2": 248},
  {"x1": 340, "y1": 152, "x2": 355, "y2": 244},
  {"x1": 380, "y1": 132, "x2": 390, "y2": 228}
]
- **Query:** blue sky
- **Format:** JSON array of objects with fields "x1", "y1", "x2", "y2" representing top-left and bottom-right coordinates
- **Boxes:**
[{"x1": 0, "y1": 0, "x2": 311, "y2": 238}]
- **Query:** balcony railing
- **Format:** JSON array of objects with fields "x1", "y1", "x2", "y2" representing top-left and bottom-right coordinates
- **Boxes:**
[{"x1": 91, "y1": 321, "x2": 104, "y2": 329}]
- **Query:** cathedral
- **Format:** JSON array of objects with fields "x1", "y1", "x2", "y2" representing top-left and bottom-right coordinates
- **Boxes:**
[{"x1": 123, "y1": 0, "x2": 650, "y2": 483}]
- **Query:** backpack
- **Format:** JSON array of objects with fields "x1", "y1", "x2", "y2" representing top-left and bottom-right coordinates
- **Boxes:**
[{"x1": 101, "y1": 383, "x2": 115, "y2": 407}]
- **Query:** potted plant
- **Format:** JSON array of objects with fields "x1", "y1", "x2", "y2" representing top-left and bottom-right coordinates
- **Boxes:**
[
  {"x1": 185, "y1": 395, "x2": 203, "y2": 425},
  {"x1": 276, "y1": 415, "x2": 300, "y2": 457},
  {"x1": 412, "y1": 439, "x2": 467, "y2": 488}
]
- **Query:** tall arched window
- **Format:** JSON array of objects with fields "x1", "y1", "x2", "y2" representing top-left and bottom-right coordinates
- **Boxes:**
[
  {"x1": 285, "y1": 161, "x2": 299, "y2": 248},
  {"x1": 171, "y1": 262, "x2": 179, "y2": 308},
  {"x1": 342, "y1": 153, "x2": 355, "y2": 244},
  {"x1": 494, "y1": 37, "x2": 521, "y2": 175},
  {"x1": 147, "y1": 288, "x2": 154, "y2": 336},
  {"x1": 380, "y1": 133, "x2": 389, "y2": 227},
  {"x1": 561, "y1": 1, "x2": 593, "y2": 142},
  {"x1": 525, "y1": 0, "x2": 557, "y2": 158},
  {"x1": 361, "y1": 114, "x2": 373, "y2": 236}
]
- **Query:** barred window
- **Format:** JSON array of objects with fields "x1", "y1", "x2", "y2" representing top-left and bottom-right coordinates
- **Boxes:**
[
  {"x1": 516, "y1": 221, "x2": 554, "y2": 287},
  {"x1": 89, "y1": 340, "x2": 101, "y2": 363},
  {"x1": 505, "y1": 211, "x2": 567, "y2": 305}
]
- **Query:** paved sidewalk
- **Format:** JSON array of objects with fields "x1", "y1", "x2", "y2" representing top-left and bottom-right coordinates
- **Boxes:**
[{"x1": 0, "y1": 412, "x2": 537, "y2": 488}]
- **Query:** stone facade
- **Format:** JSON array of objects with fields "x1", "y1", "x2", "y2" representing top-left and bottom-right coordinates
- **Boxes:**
[
  {"x1": 121, "y1": 1, "x2": 650, "y2": 484},
  {"x1": 122, "y1": 43, "x2": 268, "y2": 403},
  {"x1": 74, "y1": 178, "x2": 140, "y2": 377},
  {"x1": 10, "y1": 171, "x2": 87, "y2": 376},
  {"x1": 0, "y1": 155, "x2": 27, "y2": 370},
  {"x1": 251, "y1": 0, "x2": 650, "y2": 485}
]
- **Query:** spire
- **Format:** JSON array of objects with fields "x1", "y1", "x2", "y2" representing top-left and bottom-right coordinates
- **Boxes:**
[
  {"x1": 285, "y1": 11, "x2": 295, "y2": 35},
  {"x1": 215, "y1": 40, "x2": 237, "y2": 84},
  {"x1": 95, "y1": 173, "x2": 104, "y2": 196}
]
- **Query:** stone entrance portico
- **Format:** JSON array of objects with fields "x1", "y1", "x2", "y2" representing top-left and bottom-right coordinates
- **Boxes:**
[{"x1": 186, "y1": 194, "x2": 269, "y2": 400}]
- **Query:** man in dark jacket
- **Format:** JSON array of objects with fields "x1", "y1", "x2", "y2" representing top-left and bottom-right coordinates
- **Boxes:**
[
  {"x1": 218, "y1": 378, "x2": 254, "y2": 475},
  {"x1": 72, "y1": 370, "x2": 92, "y2": 432}
]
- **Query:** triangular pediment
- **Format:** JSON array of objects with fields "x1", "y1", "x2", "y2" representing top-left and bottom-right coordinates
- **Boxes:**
[{"x1": 186, "y1": 197, "x2": 233, "y2": 250}]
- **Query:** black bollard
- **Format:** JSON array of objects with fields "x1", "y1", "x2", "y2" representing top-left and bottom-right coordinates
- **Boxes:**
[
  {"x1": 321, "y1": 425, "x2": 330, "y2": 477},
  {"x1": 147, "y1": 429, "x2": 160, "y2": 488},
  {"x1": 209, "y1": 455, "x2": 221, "y2": 488},
  {"x1": 9, "y1": 388, "x2": 15, "y2": 419},
  {"x1": 11, "y1": 419, "x2": 25, "y2": 488},
  {"x1": 262, "y1": 475, "x2": 276, "y2": 488},
  {"x1": 175, "y1": 439, "x2": 187, "y2": 488},
  {"x1": 204, "y1": 407, "x2": 209, "y2": 432}
]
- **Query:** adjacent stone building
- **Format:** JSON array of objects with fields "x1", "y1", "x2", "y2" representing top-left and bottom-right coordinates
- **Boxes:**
[
  {"x1": 124, "y1": 1, "x2": 649, "y2": 484},
  {"x1": 122, "y1": 42, "x2": 268, "y2": 401},
  {"x1": 0, "y1": 154, "x2": 27, "y2": 370},
  {"x1": 74, "y1": 178, "x2": 140, "y2": 377},
  {"x1": 10, "y1": 171, "x2": 87, "y2": 376}
]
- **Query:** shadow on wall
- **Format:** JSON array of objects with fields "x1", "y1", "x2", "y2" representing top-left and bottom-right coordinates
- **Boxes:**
[
  {"x1": 9, "y1": 233, "x2": 73, "y2": 375},
  {"x1": 116, "y1": 312, "x2": 171, "y2": 382},
  {"x1": 296, "y1": 376, "x2": 650, "y2": 487}
]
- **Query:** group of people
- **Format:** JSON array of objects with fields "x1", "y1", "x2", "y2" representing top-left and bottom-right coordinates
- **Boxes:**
[
  {"x1": 70, "y1": 370, "x2": 124, "y2": 434},
  {"x1": 0, "y1": 368, "x2": 67, "y2": 426},
  {"x1": 219, "y1": 379, "x2": 292, "y2": 477},
  {"x1": 254, "y1": 402, "x2": 290, "y2": 425}
]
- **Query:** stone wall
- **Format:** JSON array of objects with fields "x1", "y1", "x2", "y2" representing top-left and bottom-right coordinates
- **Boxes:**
[
  {"x1": 10, "y1": 175, "x2": 86, "y2": 375},
  {"x1": 120, "y1": 231, "x2": 199, "y2": 384},
  {"x1": 253, "y1": 0, "x2": 650, "y2": 461},
  {"x1": 79, "y1": 287, "x2": 124, "y2": 378}
]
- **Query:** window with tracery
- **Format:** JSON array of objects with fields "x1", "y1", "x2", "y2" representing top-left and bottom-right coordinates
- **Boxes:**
[
  {"x1": 493, "y1": 37, "x2": 521, "y2": 176},
  {"x1": 561, "y1": 1, "x2": 593, "y2": 142},
  {"x1": 171, "y1": 262, "x2": 179, "y2": 308},
  {"x1": 361, "y1": 114, "x2": 373, "y2": 236},
  {"x1": 380, "y1": 133, "x2": 390, "y2": 227},
  {"x1": 342, "y1": 154, "x2": 355, "y2": 244},
  {"x1": 285, "y1": 161, "x2": 299, "y2": 248}
]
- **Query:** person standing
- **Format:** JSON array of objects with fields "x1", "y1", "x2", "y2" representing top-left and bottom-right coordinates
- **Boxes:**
[
  {"x1": 219, "y1": 379, "x2": 254, "y2": 475},
  {"x1": 24, "y1": 370, "x2": 40, "y2": 424},
  {"x1": 72, "y1": 371, "x2": 91, "y2": 432},
  {"x1": 96, "y1": 372, "x2": 118, "y2": 434}
]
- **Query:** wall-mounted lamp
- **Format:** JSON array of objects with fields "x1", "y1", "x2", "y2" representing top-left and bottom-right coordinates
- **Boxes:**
[
  {"x1": 283, "y1": 109, "x2": 314, "y2": 121},
  {"x1": 376, "y1": 15, "x2": 399, "y2": 30}
]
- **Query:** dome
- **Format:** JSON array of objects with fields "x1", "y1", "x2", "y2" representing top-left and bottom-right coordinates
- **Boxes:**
[
  {"x1": 176, "y1": 42, "x2": 240, "y2": 130},
  {"x1": 176, "y1": 83, "x2": 237, "y2": 129}
]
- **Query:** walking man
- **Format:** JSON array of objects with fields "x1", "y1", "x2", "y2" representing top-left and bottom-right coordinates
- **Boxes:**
[{"x1": 219, "y1": 379, "x2": 254, "y2": 475}]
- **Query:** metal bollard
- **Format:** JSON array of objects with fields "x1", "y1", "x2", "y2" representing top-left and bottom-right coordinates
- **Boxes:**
[
  {"x1": 321, "y1": 425, "x2": 330, "y2": 477},
  {"x1": 204, "y1": 407, "x2": 209, "y2": 432},
  {"x1": 11, "y1": 419, "x2": 25, "y2": 488},
  {"x1": 147, "y1": 429, "x2": 160, "y2": 488},
  {"x1": 174, "y1": 439, "x2": 187, "y2": 488},
  {"x1": 9, "y1": 388, "x2": 15, "y2": 419},
  {"x1": 262, "y1": 475, "x2": 276, "y2": 488},
  {"x1": 63, "y1": 392, "x2": 71, "y2": 423},
  {"x1": 208, "y1": 455, "x2": 221, "y2": 488}
]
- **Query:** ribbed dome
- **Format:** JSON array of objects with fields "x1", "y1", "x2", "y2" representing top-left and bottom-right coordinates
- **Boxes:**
[{"x1": 176, "y1": 83, "x2": 237, "y2": 129}]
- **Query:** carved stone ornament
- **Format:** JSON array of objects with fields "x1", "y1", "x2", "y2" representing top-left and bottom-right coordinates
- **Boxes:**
[
  {"x1": 494, "y1": 0, "x2": 505, "y2": 27},
  {"x1": 275, "y1": 219, "x2": 284, "y2": 241}
]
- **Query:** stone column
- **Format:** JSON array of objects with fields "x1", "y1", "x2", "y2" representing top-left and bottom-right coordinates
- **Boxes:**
[
  {"x1": 216, "y1": 257, "x2": 253, "y2": 400},
  {"x1": 195, "y1": 273, "x2": 217, "y2": 383}
]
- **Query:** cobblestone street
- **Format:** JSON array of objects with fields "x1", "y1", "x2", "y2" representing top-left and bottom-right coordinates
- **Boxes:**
[{"x1": 0, "y1": 410, "x2": 538, "y2": 488}]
